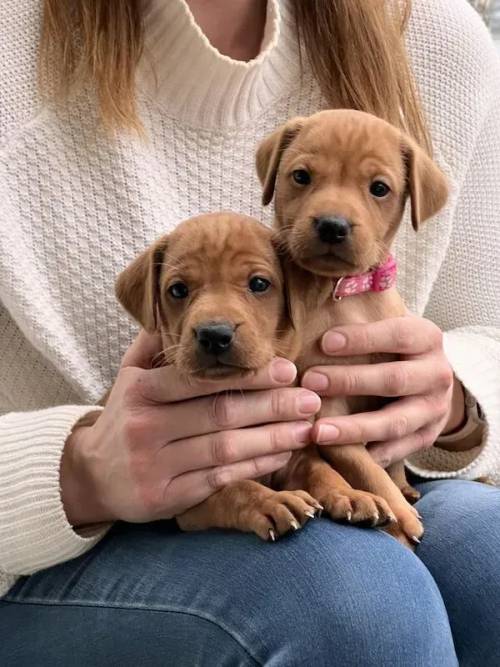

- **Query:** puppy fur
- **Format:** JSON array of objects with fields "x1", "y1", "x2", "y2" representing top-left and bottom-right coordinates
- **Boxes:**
[
  {"x1": 114, "y1": 211, "x2": 399, "y2": 541},
  {"x1": 256, "y1": 109, "x2": 449, "y2": 546}
]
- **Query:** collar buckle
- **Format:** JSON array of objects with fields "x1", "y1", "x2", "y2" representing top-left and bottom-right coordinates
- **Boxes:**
[{"x1": 332, "y1": 277, "x2": 345, "y2": 302}]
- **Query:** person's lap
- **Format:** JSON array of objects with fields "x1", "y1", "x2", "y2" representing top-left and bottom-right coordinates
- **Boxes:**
[{"x1": 1, "y1": 480, "x2": 499, "y2": 667}]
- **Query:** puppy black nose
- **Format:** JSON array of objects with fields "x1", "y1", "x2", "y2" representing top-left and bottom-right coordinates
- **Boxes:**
[
  {"x1": 195, "y1": 322, "x2": 235, "y2": 355},
  {"x1": 314, "y1": 216, "x2": 351, "y2": 244}
]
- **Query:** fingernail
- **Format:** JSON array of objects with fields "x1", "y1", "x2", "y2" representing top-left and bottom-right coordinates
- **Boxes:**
[
  {"x1": 323, "y1": 332, "x2": 347, "y2": 353},
  {"x1": 271, "y1": 359, "x2": 297, "y2": 384},
  {"x1": 317, "y1": 424, "x2": 339, "y2": 443},
  {"x1": 297, "y1": 391, "x2": 321, "y2": 414},
  {"x1": 302, "y1": 371, "x2": 329, "y2": 392},
  {"x1": 294, "y1": 422, "x2": 312, "y2": 444}
]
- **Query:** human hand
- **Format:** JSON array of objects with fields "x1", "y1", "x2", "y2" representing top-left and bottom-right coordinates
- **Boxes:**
[
  {"x1": 301, "y1": 316, "x2": 464, "y2": 467},
  {"x1": 61, "y1": 330, "x2": 320, "y2": 526}
]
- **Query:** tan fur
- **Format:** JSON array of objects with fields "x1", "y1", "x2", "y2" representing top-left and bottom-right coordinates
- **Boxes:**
[
  {"x1": 113, "y1": 211, "x2": 397, "y2": 541},
  {"x1": 257, "y1": 109, "x2": 449, "y2": 546}
]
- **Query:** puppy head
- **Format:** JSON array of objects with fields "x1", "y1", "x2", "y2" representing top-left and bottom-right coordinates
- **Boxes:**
[
  {"x1": 257, "y1": 109, "x2": 448, "y2": 277},
  {"x1": 116, "y1": 212, "x2": 288, "y2": 378}
]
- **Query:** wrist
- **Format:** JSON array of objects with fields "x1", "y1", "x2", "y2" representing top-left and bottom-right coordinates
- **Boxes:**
[
  {"x1": 441, "y1": 376, "x2": 466, "y2": 436},
  {"x1": 437, "y1": 387, "x2": 485, "y2": 452},
  {"x1": 60, "y1": 424, "x2": 112, "y2": 526}
]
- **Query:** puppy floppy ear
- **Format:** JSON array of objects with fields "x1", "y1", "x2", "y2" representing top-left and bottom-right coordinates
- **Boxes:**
[
  {"x1": 402, "y1": 138, "x2": 448, "y2": 231},
  {"x1": 115, "y1": 235, "x2": 169, "y2": 332},
  {"x1": 256, "y1": 117, "x2": 305, "y2": 206}
]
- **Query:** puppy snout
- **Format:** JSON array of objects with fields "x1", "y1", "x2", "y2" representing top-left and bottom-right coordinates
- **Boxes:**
[
  {"x1": 313, "y1": 216, "x2": 351, "y2": 245},
  {"x1": 195, "y1": 322, "x2": 235, "y2": 356}
]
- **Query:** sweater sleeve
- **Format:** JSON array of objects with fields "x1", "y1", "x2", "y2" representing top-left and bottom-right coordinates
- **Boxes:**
[
  {"x1": 0, "y1": 309, "x2": 108, "y2": 584},
  {"x1": 407, "y1": 40, "x2": 500, "y2": 481}
]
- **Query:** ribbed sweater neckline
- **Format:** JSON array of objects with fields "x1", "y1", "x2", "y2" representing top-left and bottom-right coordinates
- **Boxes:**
[{"x1": 138, "y1": 0, "x2": 301, "y2": 128}]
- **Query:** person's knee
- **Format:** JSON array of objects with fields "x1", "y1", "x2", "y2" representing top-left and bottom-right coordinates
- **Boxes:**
[
  {"x1": 417, "y1": 480, "x2": 500, "y2": 665},
  {"x1": 252, "y1": 521, "x2": 457, "y2": 666}
]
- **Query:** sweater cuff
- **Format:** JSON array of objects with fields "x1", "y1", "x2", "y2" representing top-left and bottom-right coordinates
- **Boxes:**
[
  {"x1": 0, "y1": 405, "x2": 108, "y2": 576},
  {"x1": 407, "y1": 330, "x2": 499, "y2": 482}
]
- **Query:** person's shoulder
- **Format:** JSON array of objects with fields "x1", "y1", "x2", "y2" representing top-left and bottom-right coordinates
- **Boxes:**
[
  {"x1": 0, "y1": 0, "x2": 42, "y2": 142},
  {"x1": 406, "y1": 0, "x2": 500, "y2": 168},
  {"x1": 407, "y1": 0, "x2": 499, "y2": 86}
]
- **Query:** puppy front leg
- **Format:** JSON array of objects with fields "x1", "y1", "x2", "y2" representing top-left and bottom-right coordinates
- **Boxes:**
[
  {"x1": 176, "y1": 480, "x2": 320, "y2": 541},
  {"x1": 322, "y1": 444, "x2": 424, "y2": 548},
  {"x1": 387, "y1": 461, "x2": 421, "y2": 504},
  {"x1": 275, "y1": 448, "x2": 395, "y2": 527}
]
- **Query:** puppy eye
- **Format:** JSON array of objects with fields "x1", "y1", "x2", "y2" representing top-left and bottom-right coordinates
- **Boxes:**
[
  {"x1": 292, "y1": 169, "x2": 311, "y2": 186},
  {"x1": 370, "y1": 181, "x2": 391, "y2": 198},
  {"x1": 248, "y1": 276, "x2": 271, "y2": 293},
  {"x1": 168, "y1": 282, "x2": 189, "y2": 299}
]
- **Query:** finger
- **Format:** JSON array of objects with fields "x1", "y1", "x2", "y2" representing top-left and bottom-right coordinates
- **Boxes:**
[
  {"x1": 150, "y1": 388, "x2": 320, "y2": 441},
  {"x1": 313, "y1": 396, "x2": 447, "y2": 445},
  {"x1": 121, "y1": 329, "x2": 163, "y2": 370},
  {"x1": 302, "y1": 358, "x2": 452, "y2": 398},
  {"x1": 131, "y1": 357, "x2": 297, "y2": 405},
  {"x1": 367, "y1": 424, "x2": 442, "y2": 468},
  {"x1": 320, "y1": 317, "x2": 442, "y2": 356},
  {"x1": 158, "y1": 421, "x2": 313, "y2": 477},
  {"x1": 163, "y1": 452, "x2": 293, "y2": 517}
]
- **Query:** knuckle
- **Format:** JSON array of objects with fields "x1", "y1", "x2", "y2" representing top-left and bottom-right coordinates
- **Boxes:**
[
  {"x1": 389, "y1": 414, "x2": 409, "y2": 440},
  {"x1": 269, "y1": 424, "x2": 287, "y2": 452},
  {"x1": 120, "y1": 367, "x2": 146, "y2": 402},
  {"x1": 393, "y1": 320, "x2": 415, "y2": 351},
  {"x1": 211, "y1": 393, "x2": 236, "y2": 429},
  {"x1": 207, "y1": 466, "x2": 231, "y2": 491},
  {"x1": 271, "y1": 389, "x2": 286, "y2": 419},
  {"x1": 427, "y1": 322, "x2": 444, "y2": 348},
  {"x1": 343, "y1": 371, "x2": 360, "y2": 395},
  {"x1": 416, "y1": 427, "x2": 435, "y2": 450},
  {"x1": 122, "y1": 413, "x2": 148, "y2": 445},
  {"x1": 436, "y1": 364, "x2": 453, "y2": 390},
  {"x1": 209, "y1": 431, "x2": 234, "y2": 466},
  {"x1": 383, "y1": 367, "x2": 407, "y2": 396}
]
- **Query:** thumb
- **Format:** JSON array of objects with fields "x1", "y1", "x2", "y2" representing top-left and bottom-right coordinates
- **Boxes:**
[{"x1": 121, "y1": 329, "x2": 163, "y2": 370}]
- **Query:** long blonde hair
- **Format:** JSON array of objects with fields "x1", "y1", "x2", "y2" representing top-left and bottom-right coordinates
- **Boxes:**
[{"x1": 39, "y1": 0, "x2": 431, "y2": 152}]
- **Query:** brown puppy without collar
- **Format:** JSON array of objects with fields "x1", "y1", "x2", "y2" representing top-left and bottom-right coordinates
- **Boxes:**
[
  {"x1": 256, "y1": 109, "x2": 448, "y2": 546},
  {"x1": 114, "y1": 211, "x2": 395, "y2": 540}
]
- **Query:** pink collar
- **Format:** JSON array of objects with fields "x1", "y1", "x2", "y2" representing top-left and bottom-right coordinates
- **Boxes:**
[{"x1": 332, "y1": 255, "x2": 397, "y2": 301}]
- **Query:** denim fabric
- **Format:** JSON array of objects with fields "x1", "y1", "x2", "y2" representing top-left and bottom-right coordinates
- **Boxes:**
[{"x1": 1, "y1": 480, "x2": 499, "y2": 666}]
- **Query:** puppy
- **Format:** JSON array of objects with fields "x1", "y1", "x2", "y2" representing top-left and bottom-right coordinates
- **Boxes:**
[
  {"x1": 115, "y1": 211, "x2": 396, "y2": 540},
  {"x1": 256, "y1": 109, "x2": 449, "y2": 546}
]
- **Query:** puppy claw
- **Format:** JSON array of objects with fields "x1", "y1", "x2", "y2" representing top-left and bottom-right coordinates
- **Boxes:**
[
  {"x1": 346, "y1": 511, "x2": 352, "y2": 523},
  {"x1": 305, "y1": 511, "x2": 316, "y2": 519},
  {"x1": 269, "y1": 529, "x2": 276, "y2": 542},
  {"x1": 411, "y1": 535, "x2": 421, "y2": 545},
  {"x1": 290, "y1": 520, "x2": 300, "y2": 531},
  {"x1": 371, "y1": 513, "x2": 380, "y2": 527}
]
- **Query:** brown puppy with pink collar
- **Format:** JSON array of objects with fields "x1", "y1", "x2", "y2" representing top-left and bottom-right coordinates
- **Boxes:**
[{"x1": 256, "y1": 109, "x2": 449, "y2": 546}]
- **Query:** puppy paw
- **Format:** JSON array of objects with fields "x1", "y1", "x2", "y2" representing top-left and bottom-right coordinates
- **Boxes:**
[
  {"x1": 383, "y1": 510, "x2": 424, "y2": 551},
  {"x1": 317, "y1": 488, "x2": 395, "y2": 527},
  {"x1": 248, "y1": 490, "x2": 322, "y2": 542},
  {"x1": 400, "y1": 484, "x2": 421, "y2": 505}
]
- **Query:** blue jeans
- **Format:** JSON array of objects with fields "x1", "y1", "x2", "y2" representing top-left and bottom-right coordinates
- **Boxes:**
[{"x1": 1, "y1": 480, "x2": 499, "y2": 666}]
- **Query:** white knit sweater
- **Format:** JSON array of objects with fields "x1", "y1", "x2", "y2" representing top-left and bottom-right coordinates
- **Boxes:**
[{"x1": 1, "y1": 0, "x2": 499, "y2": 596}]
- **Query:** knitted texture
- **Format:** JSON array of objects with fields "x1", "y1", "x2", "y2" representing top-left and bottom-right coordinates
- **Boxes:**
[{"x1": 1, "y1": 0, "x2": 499, "y2": 595}]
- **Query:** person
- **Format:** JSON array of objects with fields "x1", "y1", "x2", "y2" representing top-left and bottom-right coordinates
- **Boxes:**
[{"x1": 0, "y1": 0, "x2": 499, "y2": 664}]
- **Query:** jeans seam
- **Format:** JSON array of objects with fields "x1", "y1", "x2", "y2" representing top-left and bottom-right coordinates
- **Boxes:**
[{"x1": 0, "y1": 598, "x2": 262, "y2": 666}]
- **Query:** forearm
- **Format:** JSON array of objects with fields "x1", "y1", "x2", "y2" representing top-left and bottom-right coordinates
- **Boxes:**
[{"x1": 0, "y1": 405, "x2": 108, "y2": 578}]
